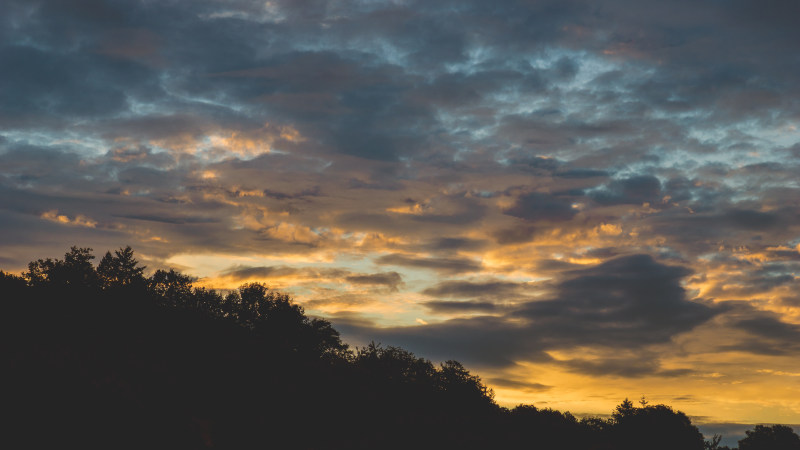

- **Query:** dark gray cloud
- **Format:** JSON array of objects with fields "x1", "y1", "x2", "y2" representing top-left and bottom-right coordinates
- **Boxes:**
[
  {"x1": 514, "y1": 254, "x2": 715, "y2": 348},
  {"x1": 115, "y1": 213, "x2": 219, "y2": 225},
  {"x1": 726, "y1": 313, "x2": 800, "y2": 356},
  {"x1": 491, "y1": 225, "x2": 539, "y2": 245},
  {"x1": 422, "y1": 280, "x2": 523, "y2": 298},
  {"x1": 561, "y1": 356, "x2": 694, "y2": 379},
  {"x1": 422, "y1": 300, "x2": 498, "y2": 314},
  {"x1": 221, "y1": 265, "x2": 403, "y2": 291},
  {"x1": 590, "y1": 175, "x2": 663, "y2": 206},
  {"x1": 375, "y1": 254, "x2": 482, "y2": 275},
  {"x1": 504, "y1": 192, "x2": 578, "y2": 222},
  {"x1": 556, "y1": 168, "x2": 609, "y2": 179},
  {"x1": 486, "y1": 377, "x2": 552, "y2": 392},
  {"x1": 736, "y1": 315, "x2": 800, "y2": 346},
  {"x1": 339, "y1": 255, "x2": 718, "y2": 374},
  {"x1": 263, "y1": 186, "x2": 322, "y2": 200},
  {"x1": 345, "y1": 272, "x2": 404, "y2": 291},
  {"x1": 425, "y1": 237, "x2": 489, "y2": 253},
  {"x1": 335, "y1": 314, "x2": 554, "y2": 367},
  {"x1": 219, "y1": 265, "x2": 346, "y2": 281},
  {"x1": 720, "y1": 209, "x2": 782, "y2": 231},
  {"x1": 645, "y1": 205, "x2": 800, "y2": 258}
]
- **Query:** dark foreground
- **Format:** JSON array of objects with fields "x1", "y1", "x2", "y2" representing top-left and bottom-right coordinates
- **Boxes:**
[{"x1": 2, "y1": 246, "x2": 797, "y2": 449}]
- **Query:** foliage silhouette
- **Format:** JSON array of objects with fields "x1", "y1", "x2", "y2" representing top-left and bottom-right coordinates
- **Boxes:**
[
  {"x1": 148, "y1": 268, "x2": 194, "y2": 307},
  {"x1": 612, "y1": 397, "x2": 705, "y2": 450},
  {"x1": 2, "y1": 246, "x2": 795, "y2": 449},
  {"x1": 739, "y1": 425, "x2": 800, "y2": 450},
  {"x1": 25, "y1": 245, "x2": 98, "y2": 289},
  {"x1": 705, "y1": 433, "x2": 731, "y2": 450},
  {"x1": 98, "y1": 246, "x2": 146, "y2": 290}
]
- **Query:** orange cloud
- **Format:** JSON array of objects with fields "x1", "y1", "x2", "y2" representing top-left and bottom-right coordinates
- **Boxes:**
[{"x1": 40, "y1": 210, "x2": 97, "y2": 228}]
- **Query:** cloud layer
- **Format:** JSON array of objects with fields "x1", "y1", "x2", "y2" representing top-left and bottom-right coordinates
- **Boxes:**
[{"x1": 2, "y1": 0, "x2": 800, "y2": 424}]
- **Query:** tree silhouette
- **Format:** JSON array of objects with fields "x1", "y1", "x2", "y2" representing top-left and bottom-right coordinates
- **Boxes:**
[
  {"x1": 356, "y1": 342, "x2": 437, "y2": 386},
  {"x1": 613, "y1": 397, "x2": 637, "y2": 421},
  {"x1": 62, "y1": 246, "x2": 97, "y2": 287},
  {"x1": 189, "y1": 286, "x2": 225, "y2": 315},
  {"x1": 5, "y1": 245, "x2": 789, "y2": 450},
  {"x1": 98, "y1": 246, "x2": 145, "y2": 290},
  {"x1": 148, "y1": 269, "x2": 194, "y2": 307},
  {"x1": 0, "y1": 269, "x2": 27, "y2": 290},
  {"x1": 437, "y1": 360, "x2": 495, "y2": 406},
  {"x1": 25, "y1": 246, "x2": 98, "y2": 289},
  {"x1": 505, "y1": 404, "x2": 588, "y2": 449},
  {"x1": 705, "y1": 433, "x2": 732, "y2": 450},
  {"x1": 611, "y1": 398, "x2": 705, "y2": 450},
  {"x1": 739, "y1": 425, "x2": 800, "y2": 450}
]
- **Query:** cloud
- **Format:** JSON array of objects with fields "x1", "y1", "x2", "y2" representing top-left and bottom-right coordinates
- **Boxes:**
[
  {"x1": 423, "y1": 300, "x2": 498, "y2": 313},
  {"x1": 345, "y1": 272, "x2": 404, "y2": 291},
  {"x1": 338, "y1": 255, "x2": 718, "y2": 373},
  {"x1": 376, "y1": 254, "x2": 482, "y2": 275},
  {"x1": 486, "y1": 377, "x2": 552, "y2": 392},
  {"x1": 114, "y1": 214, "x2": 220, "y2": 225},
  {"x1": 503, "y1": 192, "x2": 578, "y2": 222},
  {"x1": 335, "y1": 315, "x2": 554, "y2": 367},
  {"x1": 590, "y1": 175, "x2": 663, "y2": 206},
  {"x1": 725, "y1": 311, "x2": 800, "y2": 356},
  {"x1": 263, "y1": 185, "x2": 321, "y2": 200},
  {"x1": 491, "y1": 225, "x2": 539, "y2": 245},
  {"x1": 422, "y1": 279, "x2": 524, "y2": 298},
  {"x1": 3, "y1": 0, "x2": 800, "y2": 421},
  {"x1": 221, "y1": 265, "x2": 309, "y2": 281},
  {"x1": 425, "y1": 237, "x2": 489, "y2": 253},
  {"x1": 514, "y1": 254, "x2": 714, "y2": 347},
  {"x1": 218, "y1": 264, "x2": 403, "y2": 292},
  {"x1": 40, "y1": 210, "x2": 97, "y2": 228},
  {"x1": 561, "y1": 356, "x2": 695, "y2": 378}
]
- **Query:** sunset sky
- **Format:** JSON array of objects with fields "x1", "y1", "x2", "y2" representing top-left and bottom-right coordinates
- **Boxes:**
[{"x1": 2, "y1": 0, "x2": 800, "y2": 437}]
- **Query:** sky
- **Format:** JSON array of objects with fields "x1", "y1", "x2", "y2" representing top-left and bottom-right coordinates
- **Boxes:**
[{"x1": 2, "y1": 0, "x2": 800, "y2": 436}]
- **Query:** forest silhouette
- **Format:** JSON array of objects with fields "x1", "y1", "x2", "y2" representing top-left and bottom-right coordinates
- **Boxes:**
[{"x1": 3, "y1": 246, "x2": 798, "y2": 449}]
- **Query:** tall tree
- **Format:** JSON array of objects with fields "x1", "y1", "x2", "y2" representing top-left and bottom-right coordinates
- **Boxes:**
[
  {"x1": 25, "y1": 246, "x2": 98, "y2": 289},
  {"x1": 97, "y1": 246, "x2": 145, "y2": 290},
  {"x1": 739, "y1": 425, "x2": 800, "y2": 450},
  {"x1": 148, "y1": 269, "x2": 193, "y2": 307},
  {"x1": 612, "y1": 399, "x2": 705, "y2": 450}
]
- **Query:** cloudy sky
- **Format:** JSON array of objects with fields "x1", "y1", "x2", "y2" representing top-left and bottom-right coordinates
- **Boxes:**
[{"x1": 3, "y1": 0, "x2": 800, "y2": 429}]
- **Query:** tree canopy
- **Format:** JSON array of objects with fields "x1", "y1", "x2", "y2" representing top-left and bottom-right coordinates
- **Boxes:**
[
  {"x1": 739, "y1": 425, "x2": 800, "y2": 450},
  {"x1": 2, "y1": 246, "x2": 796, "y2": 449}
]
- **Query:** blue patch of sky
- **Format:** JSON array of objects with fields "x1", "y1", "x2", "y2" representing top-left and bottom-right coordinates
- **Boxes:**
[
  {"x1": 198, "y1": 2, "x2": 286, "y2": 24},
  {"x1": 1, "y1": 131, "x2": 107, "y2": 158}
]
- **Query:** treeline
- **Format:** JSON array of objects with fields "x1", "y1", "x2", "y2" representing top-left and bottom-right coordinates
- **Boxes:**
[{"x1": 2, "y1": 246, "x2": 798, "y2": 449}]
